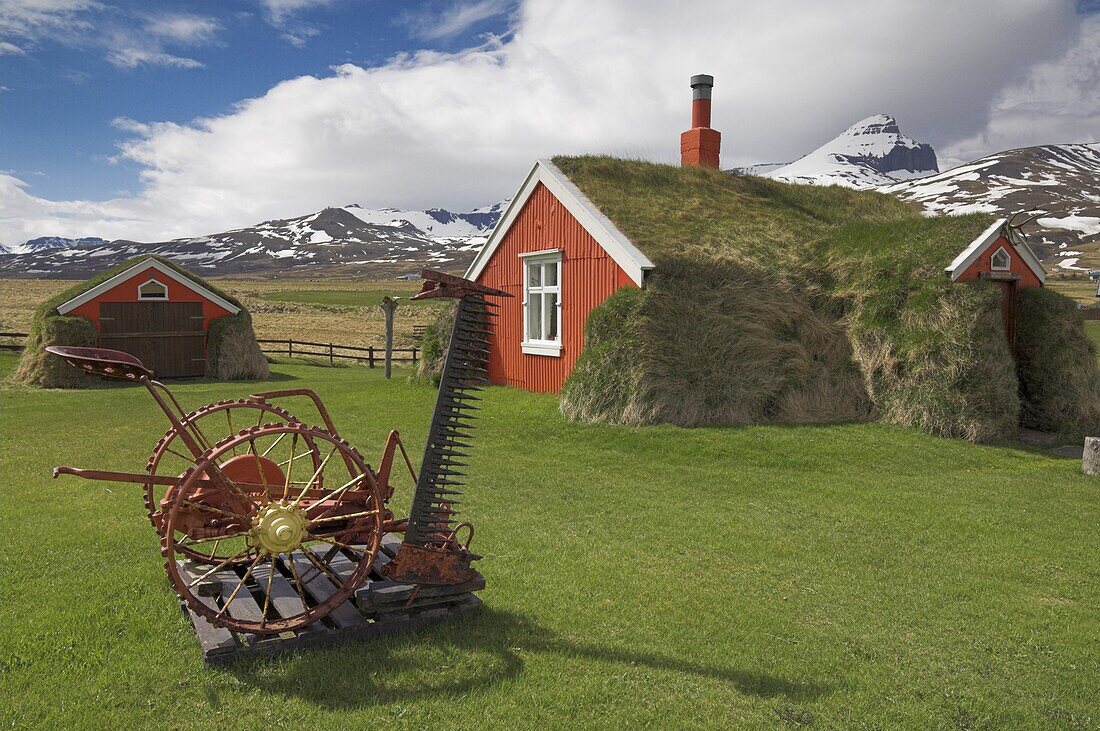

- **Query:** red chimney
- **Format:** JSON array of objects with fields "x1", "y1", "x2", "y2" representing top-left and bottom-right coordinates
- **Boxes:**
[{"x1": 680, "y1": 74, "x2": 721, "y2": 169}]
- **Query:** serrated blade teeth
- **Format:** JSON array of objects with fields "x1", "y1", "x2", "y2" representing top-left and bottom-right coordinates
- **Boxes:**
[{"x1": 404, "y1": 293, "x2": 500, "y2": 545}]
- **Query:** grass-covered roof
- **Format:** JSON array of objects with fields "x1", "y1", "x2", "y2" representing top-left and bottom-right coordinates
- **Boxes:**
[
  {"x1": 551, "y1": 155, "x2": 993, "y2": 277},
  {"x1": 551, "y1": 156, "x2": 1099, "y2": 441}
]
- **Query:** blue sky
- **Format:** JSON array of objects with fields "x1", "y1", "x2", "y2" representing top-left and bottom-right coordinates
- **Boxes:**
[
  {"x1": 0, "y1": 0, "x2": 1096, "y2": 246},
  {"x1": 2, "y1": 1, "x2": 514, "y2": 200}
]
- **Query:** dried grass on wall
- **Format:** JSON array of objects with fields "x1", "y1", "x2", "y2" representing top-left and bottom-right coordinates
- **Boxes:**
[
  {"x1": 12, "y1": 315, "x2": 101, "y2": 389},
  {"x1": 206, "y1": 311, "x2": 270, "y2": 381},
  {"x1": 562, "y1": 255, "x2": 873, "y2": 428},
  {"x1": 1016, "y1": 287, "x2": 1100, "y2": 438}
]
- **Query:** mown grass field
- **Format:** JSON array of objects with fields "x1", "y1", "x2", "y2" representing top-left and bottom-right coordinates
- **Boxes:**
[
  {"x1": 1087, "y1": 321, "x2": 1100, "y2": 357},
  {"x1": 259, "y1": 288, "x2": 436, "y2": 308},
  {"x1": 1, "y1": 351, "x2": 1097, "y2": 729}
]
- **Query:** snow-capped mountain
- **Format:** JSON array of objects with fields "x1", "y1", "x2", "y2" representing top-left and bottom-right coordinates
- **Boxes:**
[
  {"x1": 735, "y1": 114, "x2": 939, "y2": 188},
  {"x1": 0, "y1": 202, "x2": 505, "y2": 278},
  {"x1": 882, "y1": 143, "x2": 1100, "y2": 270},
  {"x1": 734, "y1": 115, "x2": 1097, "y2": 269},
  {"x1": 343, "y1": 201, "x2": 506, "y2": 238},
  {"x1": 0, "y1": 236, "x2": 107, "y2": 255}
]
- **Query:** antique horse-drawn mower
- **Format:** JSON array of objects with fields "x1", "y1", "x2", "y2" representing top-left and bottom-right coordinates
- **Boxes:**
[{"x1": 49, "y1": 270, "x2": 508, "y2": 642}]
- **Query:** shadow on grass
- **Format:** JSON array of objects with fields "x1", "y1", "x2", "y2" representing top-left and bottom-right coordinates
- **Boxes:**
[{"x1": 224, "y1": 607, "x2": 830, "y2": 709}]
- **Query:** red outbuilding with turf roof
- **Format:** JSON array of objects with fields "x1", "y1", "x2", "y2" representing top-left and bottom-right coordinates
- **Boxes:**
[
  {"x1": 55, "y1": 257, "x2": 240, "y2": 378},
  {"x1": 945, "y1": 218, "x2": 1046, "y2": 288},
  {"x1": 945, "y1": 218, "x2": 1046, "y2": 347}
]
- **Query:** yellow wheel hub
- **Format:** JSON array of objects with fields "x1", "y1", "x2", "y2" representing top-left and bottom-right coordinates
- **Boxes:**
[{"x1": 251, "y1": 501, "x2": 308, "y2": 554}]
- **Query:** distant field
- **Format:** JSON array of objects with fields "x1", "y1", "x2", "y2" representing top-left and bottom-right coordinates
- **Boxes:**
[
  {"x1": 1086, "y1": 321, "x2": 1100, "y2": 359},
  {"x1": 1046, "y1": 275, "x2": 1099, "y2": 306},
  {"x1": 261, "y1": 289, "x2": 433, "y2": 308}
]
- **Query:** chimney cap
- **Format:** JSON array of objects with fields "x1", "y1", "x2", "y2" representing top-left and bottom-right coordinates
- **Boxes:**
[{"x1": 690, "y1": 74, "x2": 714, "y2": 88}]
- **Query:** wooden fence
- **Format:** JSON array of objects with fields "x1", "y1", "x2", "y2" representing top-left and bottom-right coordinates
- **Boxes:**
[
  {"x1": 0, "y1": 333, "x2": 419, "y2": 368},
  {"x1": 257, "y1": 339, "x2": 418, "y2": 367},
  {"x1": 1081, "y1": 309, "x2": 1100, "y2": 321}
]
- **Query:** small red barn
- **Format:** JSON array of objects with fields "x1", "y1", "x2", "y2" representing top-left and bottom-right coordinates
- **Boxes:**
[
  {"x1": 56, "y1": 257, "x2": 240, "y2": 378},
  {"x1": 945, "y1": 218, "x2": 1046, "y2": 345}
]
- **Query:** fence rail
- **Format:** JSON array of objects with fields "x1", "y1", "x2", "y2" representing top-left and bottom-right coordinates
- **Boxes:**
[
  {"x1": 0, "y1": 333, "x2": 420, "y2": 367},
  {"x1": 0, "y1": 332, "x2": 28, "y2": 351},
  {"x1": 1081, "y1": 308, "x2": 1100, "y2": 321},
  {"x1": 256, "y1": 339, "x2": 418, "y2": 367}
]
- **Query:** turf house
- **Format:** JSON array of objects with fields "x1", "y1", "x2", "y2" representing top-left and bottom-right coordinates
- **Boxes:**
[
  {"x1": 15, "y1": 256, "x2": 269, "y2": 387},
  {"x1": 448, "y1": 75, "x2": 1099, "y2": 442},
  {"x1": 455, "y1": 153, "x2": 1099, "y2": 442}
]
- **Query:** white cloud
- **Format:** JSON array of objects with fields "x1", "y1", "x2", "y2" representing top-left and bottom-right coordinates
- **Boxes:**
[
  {"x1": 0, "y1": 40, "x2": 26, "y2": 55},
  {"x1": 280, "y1": 24, "x2": 320, "y2": 48},
  {"x1": 0, "y1": 1, "x2": 218, "y2": 68},
  {"x1": 105, "y1": 47, "x2": 204, "y2": 69},
  {"x1": 0, "y1": 0, "x2": 98, "y2": 42},
  {"x1": 940, "y1": 13, "x2": 1100, "y2": 169},
  {"x1": 256, "y1": 0, "x2": 336, "y2": 26},
  {"x1": 253, "y1": 0, "x2": 335, "y2": 46},
  {"x1": 405, "y1": 0, "x2": 513, "y2": 41},
  {"x1": 0, "y1": 0, "x2": 1089, "y2": 247},
  {"x1": 105, "y1": 14, "x2": 221, "y2": 69},
  {"x1": 0, "y1": 174, "x2": 154, "y2": 245},
  {"x1": 142, "y1": 13, "x2": 221, "y2": 45}
]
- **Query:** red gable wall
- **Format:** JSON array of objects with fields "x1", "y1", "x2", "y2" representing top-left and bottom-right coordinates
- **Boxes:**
[
  {"x1": 475, "y1": 182, "x2": 637, "y2": 393},
  {"x1": 66, "y1": 264, "x2": 235, "y2": 333},
  {"x1": 955, "y1": 234, "x2": 1043, "y2": 288}
]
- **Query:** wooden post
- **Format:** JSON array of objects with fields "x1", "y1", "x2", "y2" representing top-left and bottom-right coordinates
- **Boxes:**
[
  {"x1": 1085, "y1": 437, "x2": 1100, "y2": 477},
  {"x1": 368, "y1": 346, "x2": 374, "y2": 368},
  {"x1": 288, "y1": 340, "x2": 293, "y2": 358},
  {"x1": 379, "y1": 296, "x2": 399, "y2": 379},
  {"x1": 412, "y1": 347, "x2": 418, "y2": 365},
  {"x1": 329, "y1": 343, "x2": 334, "y2": 367}
]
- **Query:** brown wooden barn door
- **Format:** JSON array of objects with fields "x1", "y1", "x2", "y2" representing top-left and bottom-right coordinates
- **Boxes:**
[
  {"x1": 998, "y1": 280, "x2": 1019, "y2": 355},
  {"x1": 99, "y1": 302, "x2": 206, "y2": 377}
]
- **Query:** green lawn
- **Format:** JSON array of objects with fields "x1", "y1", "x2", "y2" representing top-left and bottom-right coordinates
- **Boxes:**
[
  {"x1": 1086, "y1": 321, "x2": 1100, "y2": 361},
  {"x1": 1, "y1": 352, "x2": 1097, "y2": 729},
  {"x1": 261, "y1": 289, "x2": 432, "y2": 308}
]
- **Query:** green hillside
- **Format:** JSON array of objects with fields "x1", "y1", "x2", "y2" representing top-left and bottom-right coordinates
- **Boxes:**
[{"x1": 554, "y1": 157, "x2": 1100, "y2": 441}]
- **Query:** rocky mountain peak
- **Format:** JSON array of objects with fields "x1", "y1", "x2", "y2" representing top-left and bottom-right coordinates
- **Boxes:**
[
  {"x1": 843, "y1": 114, "x2": 902, "y2": 137},
  {"x1": 739, "y1": 114, "x2": 939, "y2": 189}
]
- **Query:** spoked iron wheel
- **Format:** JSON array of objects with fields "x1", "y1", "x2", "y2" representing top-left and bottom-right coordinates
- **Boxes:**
[
  {"x1": 163, "y1": 423, "x2": 383, "y2": 634},
  {"x1": 145, "y1": 399, "x2": 323, "y2": 564}
]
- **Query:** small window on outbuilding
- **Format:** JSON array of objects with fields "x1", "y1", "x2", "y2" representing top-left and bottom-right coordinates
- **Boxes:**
[
  {"x1": 990, "y1": 247, "x2": 1011, "y2": 271},
  {"x1": 138, "y1": 279, "x2": 169, "y2": 300}
]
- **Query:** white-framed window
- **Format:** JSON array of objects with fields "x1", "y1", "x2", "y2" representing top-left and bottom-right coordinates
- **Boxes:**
[
  {"x1": 990, "y1": 246, "x2": 1011, "y2": 271},
  {"x1": 138, "y1": 278, "x2": 169, "y2": 300},
  {"x1": 520, "y1": 250, "x2": 562, "y2": 356}
]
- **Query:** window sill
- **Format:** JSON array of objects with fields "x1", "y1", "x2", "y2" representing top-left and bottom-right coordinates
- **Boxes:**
[{"x1": 521, "y1": 341, "x2": 562, "y2": 357}]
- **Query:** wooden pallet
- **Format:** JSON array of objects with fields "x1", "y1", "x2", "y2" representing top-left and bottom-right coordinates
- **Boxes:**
[{"x1": 177, "y1": 533, "x2": 483, "y2": 664}]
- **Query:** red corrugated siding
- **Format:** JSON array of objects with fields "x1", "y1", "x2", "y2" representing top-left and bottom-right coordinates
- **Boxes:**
[
  {"x1": 956, "y1": 235, "x2": 1043, "y2": 288},
  {"x1": 476, "y1": 183, "x2": 636, "y2": 393},
  {"x1": 67, "y1": 265, "x2": 235, "y2": 332}
]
